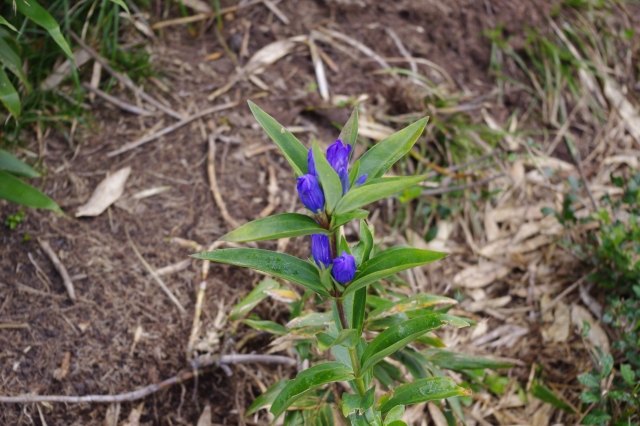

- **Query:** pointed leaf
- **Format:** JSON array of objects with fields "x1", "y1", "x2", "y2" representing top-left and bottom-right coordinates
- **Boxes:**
[
  {"x1": 360, "y1": 314, "x2": 470, "y2": 373},
  {"x1": 0, "y1": 16, "x2": 17, "y2": 31},
  {"x1": 339, "y1": 108, "x2": 359, "y2": 150},
  {"x1": 191, "y1": 248, "x2": 328, "y2": 296},
  {"x1": 246, "y1": 379, "x2": 289, "y2": 415},
  {"x1": 0, "y1": 171, "x2": 62, "y2": 213},
  {"x1": 270, "y1": 362, "x2": 354, "y2": 420},
  {"x1": 108, "y1": 0, "x2": 131, "y2": 14},
  {"x1": 316, "y1": 329, "x2": 358, "y2": 350},
  {"x1": 220, "y1": 213, "x2": 329, "y2": 242},
  {"x1": 242, "y1": 319, "x2": 287, "y2": 335},
  {"x1": 13, "y1": 0, "x2": 74, "y2": 59},
  {"x1": 335, "y1": 175, "x2": 427, "y2": 215},
  {"x1": 344, "y1": 248, "x2": 446, "y2": 297},
  {"x1": 312, "y1": 140, "x2": 342, "y2": 213},
  {"x1": 0, "y1": 67, "x2": 20, "y2": 117},
  {"x1": 0, "y1": 149, "x2": 39, "y2": 177},
  {"x1": 620, "y1": 364, "x2": 635, "y2": 386},
  {"x1": 356, "y1": 117, "x2": 428, "y2": 180},
  {"x1": 229, "y1": 278, "x2": 280, "y2": 320},
  {"x1": 422, "y1": 348, "x2": 514, "y2": 371},
  {"x1": 331, "y1": 209, "x2": 369, "y2": 230},
  {"x1": 350, "y1": 288, "x2": 367, "y2": 336},
  {"x1": 384, "y1": 405, "x2": 405, "y2": 425},
  {"x1": 368, "y1": 294, "x2": 457, "y2": 322},
  {"x1": 530, "y1": 380, "x2": 574, "y2": 413},
  {"x1": 0, "y1": 36, "x2": 30, "y2": 91},
  {"x1": 248, "y1": 101, "x2": 308, "y2": 176},
  {"x1": 376, "y1": 378, "x2": 470, "y2": 413},
  {"x1": 287, "y1": 311, "x2": 333, "y2": 329}
]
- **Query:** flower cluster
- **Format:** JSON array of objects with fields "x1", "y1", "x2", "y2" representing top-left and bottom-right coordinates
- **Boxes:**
[{"x1": 297, "y1": 139, "x2": 363, "y2": 284}]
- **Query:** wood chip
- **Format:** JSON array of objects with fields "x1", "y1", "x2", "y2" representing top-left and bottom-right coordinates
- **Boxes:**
[
  {"x1": 453, "y1": 262, "x2": 511, "y2": 288},
  {"x1": 571, "y1": 304, "x2": 610, "y2": 354}
]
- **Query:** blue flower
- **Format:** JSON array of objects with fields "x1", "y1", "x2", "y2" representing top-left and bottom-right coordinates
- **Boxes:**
[
  {"x1": 355, "y1": 174, "x2": 368, "y2": 186},
  {"x1": 296, "y1": 174, "x2": 325, "y2": 213},
  {"x1": 311, "y1": 234, "x2": 331, "y2": 268},
  {"x1": 307, "y1": 149, "x2": 317, "y2": 177},
  {"x1": 332, "y1": 251, "x2": 356, "y2": 284},
  {"x1": 326, "y1": 139, "x2": 352, "y2": 195}
]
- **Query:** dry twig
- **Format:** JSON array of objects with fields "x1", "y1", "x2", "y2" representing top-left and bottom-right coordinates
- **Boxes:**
[
  {"x1": 125, "y1": 226, "x2": 186, "y2": 314},
  {"x1": 0, "y1": 354, "x2": 295, "y2": 404},
  {"x1": 37, "y1": 238, "x2": 76, "y2": 301},
  {"x1": 107, "y1": 101, "x2": 239, "y2": 157},
  {"x1": 208, "y1": 132, "x2": 241, "y2": 229},
  {"x1": 69, "y1": 31, "x2": 183, "y2": 120},
  {"x1": 81, "y1": 83, "x2": 154, "y2": 116}
]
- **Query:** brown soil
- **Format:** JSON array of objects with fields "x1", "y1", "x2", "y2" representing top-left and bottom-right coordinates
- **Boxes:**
[{"x1": 0, "y1": 0, "x2": 573, "y2": 424}]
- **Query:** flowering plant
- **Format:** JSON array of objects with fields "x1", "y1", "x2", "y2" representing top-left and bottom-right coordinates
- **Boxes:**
[{"x1": 192, "y1": 103, "x2": 503, "y2": 424}]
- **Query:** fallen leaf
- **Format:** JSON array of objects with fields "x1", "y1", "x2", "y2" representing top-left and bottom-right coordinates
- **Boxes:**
[
  {"x1": 76, "y1": 167, "x2": 131, "y2": 217},
  {"x1": 428, "y1": 402, "x2": 448, "y2": 426},
  {"x1": 104, "y1": 403, "x2": 121, "y2": 426},
  {"x1": 453, "y1": 262, "x2": 511, "y2": 288},
  {"x1": 571, "y1": 304, "x2": 610, "y2": 354},
  {"x1": 41, "y1": 50, "x2": 92, "y2": 90},
  {"x1": 604, "y1": 79, "x2": 640, "y2": 141},
  {"x1": 542, "y1": 302, "x2": 570, "y2": 343},
  {"x1": 119, "y1": 403, "x2": 143, "y2": 426},
  {"x1": 196, "y1": 405, "x2": 212, "y2": 426}
]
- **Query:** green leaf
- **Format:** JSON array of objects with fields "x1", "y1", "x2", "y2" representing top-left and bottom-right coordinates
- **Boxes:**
[
  {"x1": 248, "y1": 101, "x2": 308, "y2": 176},
  {"x1": 581, "y1": 411, "x2": 611, "y2": 424},
  {"x1": 339, "y1": 108, "x2": 359, "y2": 150},
  {"x1": 620, "y1": 364, "x2": 635, "y2": 386},
  {"x1": 312, "y1": 140, "x2": 343, "y2": 213},
  {"x1": 600, "y1": 353, "x2": 613, "y2": 378},
  {"x1": 331, "y1": 209, "x2": 369, "y2": 230},
  {"x1": 0, "y1": 67, "x2": 20, "y2": 117},
  {"x1": 316, "y1": 329, "x2": 358, "y2": 350},
  {"x1": 577, "y1": 372, "x2": 600, "y2": 389},
  {"x1": 0, "y1": 35, "x2": 30, "y2": 91},
  {"x1": 413, "y1": 333, "x2": 446, "y2": 347},
  {"x1": 351, "y1": 220, "x2": 374, "y2": 266},
  {"x1": 287, "y1": 311, "x2": 333, "y2": 329},
  {"x1": 12, "y1": 0, "x2": 74, "y2": 59},
  {"x1": 335, "y1": 175, "x2": 428, "y2": 215},
  {"x1": 342, "y1": 393, "x2": 362, "y2": 417},
  {"x1": 0, "y1": 149, "x2": 39, "y2": 177},
  {"x1": 530, "y1": 380, "x2": 574, "y2": 413},
  {"x1": 384, "y1": 405, "x2": 405, "y2": 425},
  {"x1": 283, "y1": 410, "x2": 304, "y2": 426},
  {"x1": 356, "y1": 117, "x2": 428, "y2": 180},
  {"x1": 0, "y1": 171, "x2": 62, "y2": 213},
  {"x1": 229, "y1": 278, "x2": 279, "y2": 320},
  {"x1": 309, "y1": 404, "x2": 335, "y2": 426},
  {"x1": 367, "y1": 294, "x2": 457, "y2": 322},
  {"x1": 242, "y1": 319, "x2": 287, "y2": 335},
  {"x1": 422, "y1": 348, "x2": 514, "y2": 371},
  {"x1": 360, "y1": 314, "x2": 469, "y2": 374},
  {"x1": 579, "y1": 391, "x2": 600, "y2": 404},
  {"x1": 350, "y1": 288, "x2": 367, "y2": 336},
  {"x1": 0, "y1": 16, "x2": 18, "y2": 32},
  {"x1": 108, "y1": 0, "x2": 130, "y2": 14},
  {"x1": 344, "y1": 248, "x2": 446, "y2": 297},
  {"x1": 191, "y1": 248, "x2": 328, "y2": 296},
  {"x1": 386, "y1": 421, "x2": 408, "y2": 426},
  {"x1": 246, "y1": 379, "x2": 289, "y2": 415},
  {"x1": 270, "y1": 362, "x2": 355, "y2": 420},
  {"x1": 376, "y1": 378, "x2": 470, "y2": 413},
  {"x1": 219, "y1": 213, "x2": 329, "y2": 242}
]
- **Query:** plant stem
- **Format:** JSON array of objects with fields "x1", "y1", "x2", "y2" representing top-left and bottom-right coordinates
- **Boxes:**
[
  {"x1": 331, "y1": 224, "x2": 367, "y2": 396},
  {"x1": 349, "y1": 347, "x2": 367, "y2": 396}
]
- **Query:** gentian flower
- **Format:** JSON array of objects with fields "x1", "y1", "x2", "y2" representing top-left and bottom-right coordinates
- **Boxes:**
[
  {"x1": 308, "y1": 150, "x2": 317, "y2": 177},
  {"x1": 311, "y1": 234, "x2": 331, "y2": 268},
  {"x1": 332, "y1": 251, "x2": 356, "y2": 284},
  {"x1": 326, "y1": 139, "x2": 352, "y2": 195},
  {"x1": 296, "y1": 174, "x2": 325, "y2": 213},
  {"x1": 355, "y1": 174, "x2": 368, "y2": 186}
]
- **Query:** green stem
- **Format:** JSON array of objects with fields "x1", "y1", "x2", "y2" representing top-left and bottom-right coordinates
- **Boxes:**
[{"x1": 349, "y1": 347, "x2": 367, "y2": 396}]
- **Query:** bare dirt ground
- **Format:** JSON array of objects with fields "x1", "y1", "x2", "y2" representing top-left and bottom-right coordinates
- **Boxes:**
[{"x1": 2, "y1": 0, "x2": 637, "y2": 424}]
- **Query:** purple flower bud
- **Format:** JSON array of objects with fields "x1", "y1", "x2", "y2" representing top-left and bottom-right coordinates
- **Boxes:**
[
  {"x1": 326, "y1": 139, "x2": 352, "y2": 195},
  {"x1": 332, "y1": 251, "x2": 356, "y2": 284},
  {"x1": 296, "y1": 174, "x2": 325, "y2": 213},
  {"x1": 307, "y1": 149, "x2": 317, "y2": 177},
  {"x1": 311, "y1": 234, "x2": 332, "y2": 268},
  {"x1": 355, "y1": 174, "x2": 368, "y2": 186}
]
